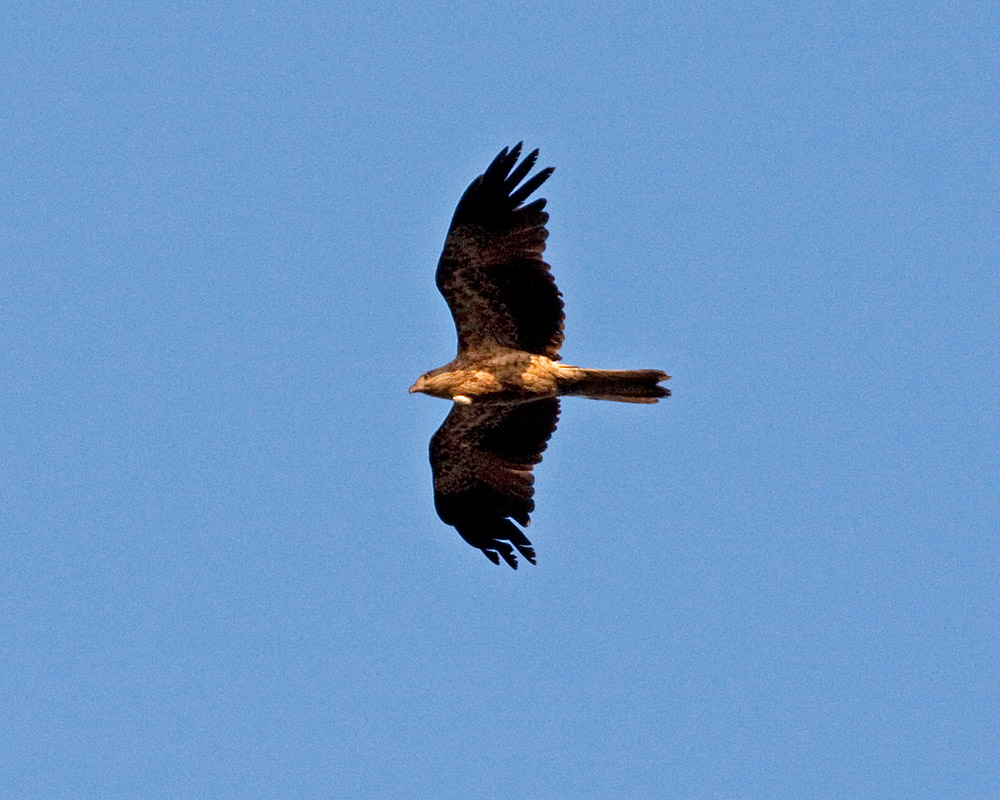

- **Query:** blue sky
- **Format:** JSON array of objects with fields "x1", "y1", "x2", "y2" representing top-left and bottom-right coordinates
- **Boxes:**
[{"x1": 3, "y1": 1, "x2": 997, "y2": 797}]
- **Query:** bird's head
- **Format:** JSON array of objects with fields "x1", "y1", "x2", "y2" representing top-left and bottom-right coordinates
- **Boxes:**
[{"x1": 408, "y1": 368, "x2": 453, "y2": 399}]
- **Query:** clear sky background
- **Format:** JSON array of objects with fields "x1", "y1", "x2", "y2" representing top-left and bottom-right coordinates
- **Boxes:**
[{"x1": 3, "y1": 2, "x2": 997, "y2": 797}]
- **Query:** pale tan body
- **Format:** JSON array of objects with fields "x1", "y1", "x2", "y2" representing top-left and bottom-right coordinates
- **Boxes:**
[
  {"x1": 409, "y1": 348, "x2": 667, "y2": 405},
  {"x1": 409, "y1": 348, "x2": 583, "y2": 403}
]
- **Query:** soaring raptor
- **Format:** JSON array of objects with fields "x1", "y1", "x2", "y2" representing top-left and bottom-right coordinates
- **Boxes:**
[{"x1": 410, "y1": 143, "x2": 670, "y2": 568}]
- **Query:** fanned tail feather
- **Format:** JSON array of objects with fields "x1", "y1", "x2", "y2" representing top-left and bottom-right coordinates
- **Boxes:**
[{"x1": 562, "y1": 368, "x2": 670, "y2": 404}]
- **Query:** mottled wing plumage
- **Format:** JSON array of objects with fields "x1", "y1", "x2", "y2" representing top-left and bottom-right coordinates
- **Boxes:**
[
  {"x1": 429, "y1": 398, "x2": 560, "y2": 568},
  {"x1": 436, "y1": 143, "x2": 564, "y2": 359}
]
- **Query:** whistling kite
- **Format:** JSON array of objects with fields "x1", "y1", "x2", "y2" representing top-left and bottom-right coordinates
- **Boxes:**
[{"x1": 410, "y1": 144, "x2": 670, "y2": 568}]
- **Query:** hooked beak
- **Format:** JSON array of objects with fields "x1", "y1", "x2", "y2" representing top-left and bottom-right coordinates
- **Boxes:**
[{"x1": 408, "y1": 380, "x2": 421, "y2": 394}]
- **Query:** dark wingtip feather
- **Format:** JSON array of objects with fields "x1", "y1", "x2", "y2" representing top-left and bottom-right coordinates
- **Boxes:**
[
  {"x1": 503, "y1": 148, "x2": 539, "y2": 193},
  {"x1": 484, "y1": 144, "x2": 554, "y2": 207},
  {"x1": 507, "y1": 526, "x2": 536, "y2": 565},
  {"x1": 510, "y1": 166, "x2": 555, "y2": 205},
  {"x1": 512, "y1": 541, "x2": 536, "y2": 565},
  {"x1": 486, "y1": 145, "x2": 512, "y2": 177},
  {"x1": 494, "y1": 541, "x2": 519, "y2": 569},
  {"x1": 487, "y1": 142, "x2": 521, "y2": 180}
]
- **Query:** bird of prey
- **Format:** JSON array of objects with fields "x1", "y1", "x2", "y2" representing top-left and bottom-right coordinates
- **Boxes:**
[{"x1": 410, "y1": 143, "x2": 670, "y2": 568}]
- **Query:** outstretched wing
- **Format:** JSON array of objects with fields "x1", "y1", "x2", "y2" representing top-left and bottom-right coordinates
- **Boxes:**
[
  {"x1": 429, "y1": 398, "x2": 560, "y2": 568},
  {"x1": 436, "y1": 143, "x2": 564, "y2": 359}
]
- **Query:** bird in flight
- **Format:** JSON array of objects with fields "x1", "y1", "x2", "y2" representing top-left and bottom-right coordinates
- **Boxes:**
[{"x1": 410, "y1": 143, "x2": 670, "y2": 568}]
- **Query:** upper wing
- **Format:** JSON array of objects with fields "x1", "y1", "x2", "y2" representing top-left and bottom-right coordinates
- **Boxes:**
[
  {"x1": 429, "y1": 398, "x2": 560, "y2": 568},
  {"x1": 435, "y1": 143, "x2": 564, "y2": 359}
]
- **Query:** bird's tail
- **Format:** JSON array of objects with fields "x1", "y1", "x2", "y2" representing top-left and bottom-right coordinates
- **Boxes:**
[{"x1": 559, "y1": 368, "x2": 670, "y2": 404}]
